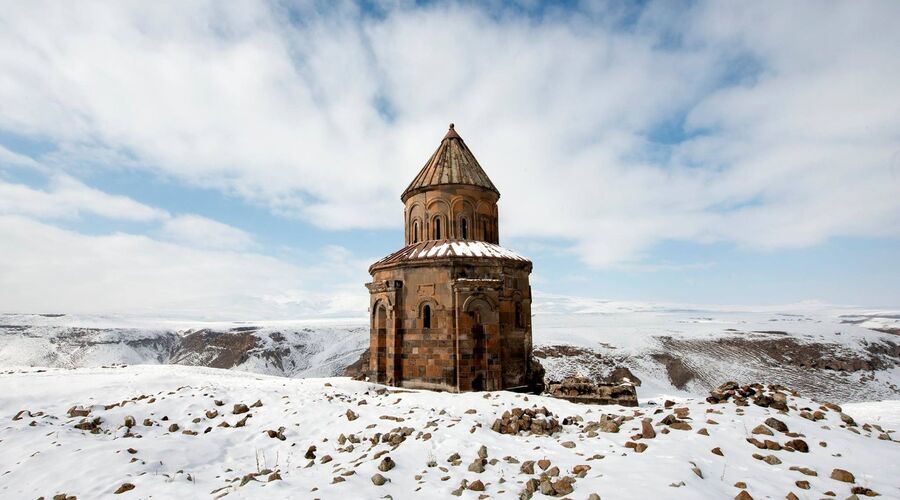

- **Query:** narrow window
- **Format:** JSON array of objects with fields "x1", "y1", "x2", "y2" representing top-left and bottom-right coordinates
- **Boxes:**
[
  {"x1": 434, "y1": 218, "x2": 441, "y2": 239},
  {"x1": 482, "y1": 220, "x2": 487, "y2": 241},
  {"x1": 423, "y1": 305, "x2": 431, "y2": 329},
  {"x1": 413, "y1": 221, "x2": 419, "y2": 243},
  {"x1": 515, "y1": 302, "x2": 523, "y2": 328},
  {"x1": 461, "y1": 218, "x2": 468, "y2": 239}
]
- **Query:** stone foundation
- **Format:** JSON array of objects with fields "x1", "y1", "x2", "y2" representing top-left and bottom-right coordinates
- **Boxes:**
[{"x1": 547, "y1": 377, "x2": 638, "y2": 407}]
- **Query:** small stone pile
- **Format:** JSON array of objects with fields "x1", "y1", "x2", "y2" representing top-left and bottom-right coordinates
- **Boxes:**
[
  {"x1": 491, "y1": 407, "x2": 561, "y2": 436},
  {"x1": 547, "y1": 377, "x2": 638, "y2": 407},
  {"x1": 706, "y1": 381, "x2": 792, "y2": 410}
]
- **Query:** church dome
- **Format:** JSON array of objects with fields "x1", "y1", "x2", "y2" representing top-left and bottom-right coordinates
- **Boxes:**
[{"x1": 401, "y1": 124, "x2": 499, "y2": 202}]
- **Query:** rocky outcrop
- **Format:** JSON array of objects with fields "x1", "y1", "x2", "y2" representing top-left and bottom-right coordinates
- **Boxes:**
[
  {"x1": 343, "y1": 348, "x2": 370, "y2": 379},
  {"x1": 547, "y1": 377, "x2": 638, "y2": 406},
  {"x1": 170, "y1": 329, "x2": 261, "y2": 369}
]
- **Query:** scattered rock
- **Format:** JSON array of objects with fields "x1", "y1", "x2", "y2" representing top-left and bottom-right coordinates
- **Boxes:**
[
  {"x1": 113, "y1": 483, "x2": 135, "y2": 494},
  {"x1": 468, "y1": 458, "x2": 486, "y2": 473},
  {"x1": 371, "y1": 473, "x2": 388, "y2": 486},
  {"x1": 233, "y1": 404, "x2": 249, "y2": 415},
  {"x1": 690, "y1": 463, "x2": 703, "y2": 478},
  {"x1": 751, "y1": 425, "x2": 774, "y2": 436},
  {"x1": 551, "y1": 476, "x2": 575, "y2": 496},
  {"x1": 785, "y1": 439, "x2": 809, "y2": 453},
  {"x1": 764, "y1": 417, "x2": 788, "y2": 433},
  {"x1": 850, "y1": 486, "x2": 879, "y2": 496},
  {"x1": 830, "y1": 468, "x2": 855, "y2": 483},
  {"x1": 641, "y1": 418, "x2": 656, "y2": 439},
  {"x1": 67, "y1": 406, "x2": 91, "y2": 418},
  {"x1": 378, "y1": 456, "x2": 396, "y2": 472},
  {"x1": 520, "y1": 460, "x2": 535, "y2": 474},
  {"x1": 468, "y1": 480, "x2": 485, "y2": 491},
  {"x1": 789, "y1": 466, "x2": 817, "y2": 476}
]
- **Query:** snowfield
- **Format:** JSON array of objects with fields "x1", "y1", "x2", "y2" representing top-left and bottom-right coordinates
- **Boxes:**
[
  {"x1": 0, "y1": 365, "x2": 897, "y2": 499},
  {"x1": 1, "y1": 297, "x2": 898, "y2": 404}
]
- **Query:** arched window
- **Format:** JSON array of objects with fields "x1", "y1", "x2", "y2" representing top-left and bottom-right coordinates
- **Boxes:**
[
  {"x1": 413, "y1": 221, "x2": 419, "y2": 243},
  {"x1": 515, "y1": 301, "x2": 523, "y2": 328},
  {"x1": 423, "y1": 304, "x2": 431, "y2": 329},
  {"x1": 434, "y1": 218, "x2": 441, "y2": 239},
  {"x1": 482, "y1": 220, "x2": 488, "y2": 241},
  {"x1": 461, "y1": 218, "x2": 468, "y2": 239}
]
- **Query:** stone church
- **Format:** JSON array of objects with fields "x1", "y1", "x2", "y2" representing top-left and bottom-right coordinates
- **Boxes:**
[{"x1": 366, "y1": 124, "x2": 541, "y2": 392}]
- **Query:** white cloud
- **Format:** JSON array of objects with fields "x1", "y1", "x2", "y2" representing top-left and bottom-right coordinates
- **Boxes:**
[
  {"x1": 0, "y1": 174, "x2": 167, "y2": 221},
  {"x1": 0, "y1": 144, "x2": 45, "y2": 171},
  {"x1": 0, "y1": 215, "x2": 366, "y2": 318},
  {"x1": 159, "y1": 215, "x2": 255, "y2": 250},
  {"x1": 0, "y1": 0, "x2": 897, "y2": 270}
]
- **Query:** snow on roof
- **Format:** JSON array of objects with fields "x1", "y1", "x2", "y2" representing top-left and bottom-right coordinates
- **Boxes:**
[{"x1": 371, "y1": 240, "x2": 530, "y2": 270}]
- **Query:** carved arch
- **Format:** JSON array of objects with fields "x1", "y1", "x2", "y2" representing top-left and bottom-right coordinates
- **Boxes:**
[
  {"x1": 463, "y1": 295, "x2": 497, "y2": 314},
  {"x1": 451, "y1": 197, "x2": 476, "y2": 240}
]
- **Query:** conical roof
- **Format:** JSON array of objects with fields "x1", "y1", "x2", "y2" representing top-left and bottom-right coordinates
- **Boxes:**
[{"x1": 401, "y1": 124, "x2": 499, "y2": 201}]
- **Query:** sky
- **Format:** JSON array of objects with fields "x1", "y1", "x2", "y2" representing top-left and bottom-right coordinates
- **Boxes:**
[{"x1": 0, "y1": 0, "x2": 898, "y2": 319}]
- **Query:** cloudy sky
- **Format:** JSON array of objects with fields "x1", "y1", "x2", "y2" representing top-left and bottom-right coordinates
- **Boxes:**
[{"x1": 1, "y1": 0, "x2": 898, "y2": 318}]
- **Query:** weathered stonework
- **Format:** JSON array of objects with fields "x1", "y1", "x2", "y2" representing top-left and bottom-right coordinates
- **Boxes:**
[
  {"x1": 546, "y1": 377, "x2": 639, "y2": 407},
  {"x1": 366, "y1": 124, "x2": 539, "y2": 392}
]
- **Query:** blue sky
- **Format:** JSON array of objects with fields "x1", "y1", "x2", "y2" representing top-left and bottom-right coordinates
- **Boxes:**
[{"x1": 0, "y1": 1, "x2": 898, "y2": 317}]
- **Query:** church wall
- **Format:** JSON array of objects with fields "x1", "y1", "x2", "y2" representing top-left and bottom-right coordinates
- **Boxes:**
[{"x1": 368, "y1": 259, "x2": 532, "y2": 392}]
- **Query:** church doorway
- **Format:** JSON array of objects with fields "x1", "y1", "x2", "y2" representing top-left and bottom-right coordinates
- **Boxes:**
[
  {"x1": 472, "y1": 319, "x2": 486, "y2": 390},
  {"x1": 374, "y1": 304, "x2": 387, "y2": 383},
  {"x1": 466, "y1": 299, "x2": 492, "y2": 391}
]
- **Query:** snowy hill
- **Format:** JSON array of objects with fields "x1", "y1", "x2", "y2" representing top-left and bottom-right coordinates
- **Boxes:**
[
  {"x1": 531, "y1": 297, "x2": 900, "y2": 403},
  {"x1": 1, "y1": 297, "x2": 898, "y2": 404},
  {"x1": 0, "y1": 365, "x2": 897, "y2": 499},
  {"x1": 0, "y1": 313, "x2": 367, "y2": 378}
]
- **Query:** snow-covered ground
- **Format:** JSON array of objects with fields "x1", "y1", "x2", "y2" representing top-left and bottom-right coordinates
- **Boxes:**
[{"x1": 0, "y1": 365, "x2": 897, "y2": 499}]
